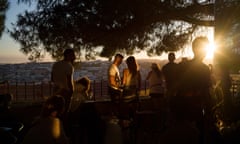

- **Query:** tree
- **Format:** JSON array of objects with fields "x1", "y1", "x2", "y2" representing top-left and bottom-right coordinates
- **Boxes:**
[
  {"x1": 10, "y1": 0, "x2": 217, "y2": 61},
  {"x1": 0, "y1": 0, "x2": 8, "y2": 38}
]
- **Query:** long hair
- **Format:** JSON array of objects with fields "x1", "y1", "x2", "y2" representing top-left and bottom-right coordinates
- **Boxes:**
[
  {"x1": 151, "y1": 63, "x2": 162, "y2": 78},
  {"x1": 126, "y1": 56, "x2": 138, "y2": 76}
]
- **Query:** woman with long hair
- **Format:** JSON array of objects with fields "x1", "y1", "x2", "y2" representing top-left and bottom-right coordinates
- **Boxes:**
[{"x1": 122, "y1": 56, "x2": 141, "y2": 102}]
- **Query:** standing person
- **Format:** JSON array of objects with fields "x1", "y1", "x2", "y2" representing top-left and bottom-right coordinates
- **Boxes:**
[
  {"x1": 146, "y1": 63, "x2": 165, "y2": 110},
  {"x1": 122, "y1": 56, "x2": 141, "y2": 102},
  {"x1": 175, "y1": 36, "x2": 212, "y2": 144},
  {"x1": 51, "y1": 48, "x2": 76, "y2": 112},
  {"x1": 162, "y1": 52, "x2": 178, "y2": 98},
  {"x1": 108, "y1": 53, "x2": 124, "y2": 102},
  {"x1": 146, "y1": 63, "x2": 164, "y2": 98},
  {"x1": 22, "y1": 95, "x2": 69, "y2": 144},
  {"x1": 121, "y1": 56, "x2": 141, "y2": 124}
]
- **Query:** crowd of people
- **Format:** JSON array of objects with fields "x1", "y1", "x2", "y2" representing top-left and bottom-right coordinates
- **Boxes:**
[{"x1": 0, "y1": 36, "x2": 224, "y2": 144}]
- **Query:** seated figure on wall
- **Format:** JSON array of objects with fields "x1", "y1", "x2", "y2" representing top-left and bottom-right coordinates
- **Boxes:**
[{"x1": 70, "y1": 76, "x2": 92, "y2": 112}]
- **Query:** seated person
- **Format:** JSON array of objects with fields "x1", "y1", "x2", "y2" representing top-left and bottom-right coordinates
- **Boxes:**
[
  {"x1": 22, "y1": 95, "x2": 69, "y2": 144},
  {"x1": 71, "y1": 76, "x2": 92, "y2": 112},
  {"x1": 0, "y1": 93, "x2": 24, "y2": 143}
]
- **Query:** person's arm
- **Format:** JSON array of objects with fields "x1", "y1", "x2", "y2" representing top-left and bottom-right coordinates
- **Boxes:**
[
  {"x1": 66, "y1": 74, "x2": 74, "y2": 94},
  {"x1": 66, "y1": 64, "x2": 74, "y2": 94},
  {"x1": 122, "y1": 69, "x2": 128, "y2": 86},
  {"x1": 109, "y1": 75, "x2": 118, "y2": 88}
]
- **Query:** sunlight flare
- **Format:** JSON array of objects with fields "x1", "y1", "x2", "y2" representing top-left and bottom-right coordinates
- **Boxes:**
[{"x1": 205, "y1": 41, "x2": 216, "y2": 60}]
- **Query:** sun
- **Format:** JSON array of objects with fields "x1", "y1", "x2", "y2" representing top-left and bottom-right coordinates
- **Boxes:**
[{"x1": 205, "y1": 41, "x2": 216, "y2": 60}]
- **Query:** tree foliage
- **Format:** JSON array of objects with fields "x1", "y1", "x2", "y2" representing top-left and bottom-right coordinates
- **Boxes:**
[
  {"x1": 9, "y1": 0, "x2": 217, "y2": 61},
  {"x1": 214, "y1": 0, "x2": 240, "y2": 71},
  {"x1": 0, "y1": 0, "x2": 8, "y2": 38}
]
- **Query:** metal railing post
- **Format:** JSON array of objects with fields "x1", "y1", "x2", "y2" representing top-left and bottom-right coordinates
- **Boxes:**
[
  {"x1": 101, "y1": 79, "x2": 103, "y2": 98},
  {"x1": 145, "y1": 80, "x2": 147, "y2": 96},
  {"x1": 41, "y1": 82, "x2": 43, "y2": 99},
  {"x1": 25, "y1": 82, "x2": 27, "y2": 100},
  {"x1": 93, "y1": 80, "x2": 96, "y2": 101},
  {"x1": 33, "y1": 82, "x2": 35, "y2": 100},
  {"x1": 15, "y1": 81, "x2": 18, "y2": 101}
]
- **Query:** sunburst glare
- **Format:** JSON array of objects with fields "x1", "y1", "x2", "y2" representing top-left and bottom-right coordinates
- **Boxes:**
[{"x1": 205, "y1": 41, "x2": 216, "y2": 60}]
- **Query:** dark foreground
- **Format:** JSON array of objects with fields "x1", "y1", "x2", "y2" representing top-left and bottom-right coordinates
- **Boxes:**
[{"x1": 6, "y1": 99, "x2": 240, "y2": 144}]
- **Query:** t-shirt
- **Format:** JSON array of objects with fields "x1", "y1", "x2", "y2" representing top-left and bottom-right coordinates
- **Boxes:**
[
  {"x1": 162, "y1": 62, "x2": 178, "y2": 90},
  {"x1": 108, "y1": 64, "x2": 121, "y2": 87},
  {"x1": 52, "y1": 60, "x2": 74, "y2": 91},
  {"x1": 177, "y1": 60, "x2": 211, "y2": 97},
  {"x1": 176, "y1": 60, "x2": 211, "y2": 119}
]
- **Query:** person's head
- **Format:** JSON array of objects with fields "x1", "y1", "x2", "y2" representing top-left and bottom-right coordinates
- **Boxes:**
[
  {"x1": 41, "y1": 95, "x2": 65, "y2": 117},
  {"x1": 126, "y1": 56, "x2": 138, "y2": 75},
  {"x1": 192, "y1": 36, "x2": 209, "y2": 61},
  {"x1": 76, "y1": 77, "x2": 91, "y2": 95},
  {"x1": 63, "y1": 48, "x2": 76, "y2": 64},
  {"x1": 168, "y1": 52, "x2": 175, "y2": 63},
  {"x1": 151, "y1": 63, "x2": 162, "y2": 77},
  {"x1": 113, "y1": 53, "x2": 124, "y2": 66},
  {"x1": 151, "y1": 63, "x2": 160, "y2": 71}
]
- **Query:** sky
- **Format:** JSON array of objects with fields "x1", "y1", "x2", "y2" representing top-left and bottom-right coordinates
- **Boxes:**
[
  {"x1": 0, "y1": 0, "x2": 44, "y2": 64},
  {"x1": 0, "y1": 0, "x2": 215, "y2": 64}
]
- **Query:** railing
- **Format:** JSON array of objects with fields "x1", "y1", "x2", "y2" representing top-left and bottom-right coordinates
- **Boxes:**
[
  {"x1": 0, "y1": 80, "x2": 149, "y2": 103},
  {"x1": 0, "y1": 78, "x2": 239, "y2": 103}
]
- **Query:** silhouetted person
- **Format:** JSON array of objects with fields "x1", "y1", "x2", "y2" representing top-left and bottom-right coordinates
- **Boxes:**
[
  {"x1": 160, "y1": 97, "x2": 199, "y2": 144},
  {"x1": 175, "y1": 36, "x2": 212, "y2": 144},
  {"x1": 51, "y1": 49, "x2": 76, "y2": 136},
  {"x1": 162, "y1": 52, "x2": 178, "y2": 97},
  {"x1": 146, "y1": 63, "x2": 165, "y2": 110},
  {"x1": 146, "y1": 63, "x2": 164, "y2": 98},
  {"x1": 22, "y1": 95, "x2": 69, "y2": 144},
  {"x1": 108, "y1": 53, "x2": 124, "y2": 102},
  {"x1": 0, "y1": 93, "x2": 24, "y2": 144},
  {"x1": 51, "y1": 48, "x2": 76, "y2": 112}
]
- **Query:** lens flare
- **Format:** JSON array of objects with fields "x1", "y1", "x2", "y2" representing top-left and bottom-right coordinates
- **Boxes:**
[{"x1": 205, "y1": 41, "x2": 216, "y2": 59}]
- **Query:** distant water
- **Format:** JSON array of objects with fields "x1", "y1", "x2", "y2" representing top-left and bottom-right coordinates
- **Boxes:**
[{"x1": 0, "y1": 59, "x2": 168, "y2": 82}]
